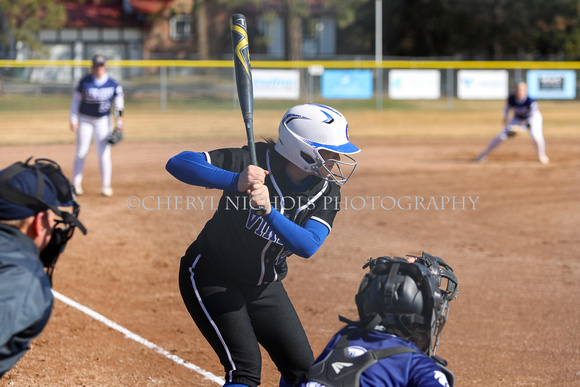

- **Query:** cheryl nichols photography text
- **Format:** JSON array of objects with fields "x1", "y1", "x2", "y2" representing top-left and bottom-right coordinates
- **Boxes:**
[{"x1": 126, "y1": 195, "x2": 480, "y2": 211}]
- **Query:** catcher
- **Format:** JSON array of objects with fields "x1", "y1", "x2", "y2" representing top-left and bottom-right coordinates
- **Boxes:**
[
  {"x1": 285, "y1": 252, "x2": 458, "y2": 387},
  {"x1": 476, "y1": 79, "x2": 549, "y2": 164}
]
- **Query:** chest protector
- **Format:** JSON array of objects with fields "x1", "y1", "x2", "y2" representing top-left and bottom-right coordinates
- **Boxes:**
[{"x1": 304, "y1": 334, "x2": 455, "y2": 387}]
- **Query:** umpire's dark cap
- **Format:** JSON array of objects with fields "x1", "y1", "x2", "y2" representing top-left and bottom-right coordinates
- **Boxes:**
[{"x1": 0, "y1": 168, "x2": 71, "y2": 220}]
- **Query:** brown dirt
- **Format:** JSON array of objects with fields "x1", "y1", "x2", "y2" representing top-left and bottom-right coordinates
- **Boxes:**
[{"x1": 1, "y1": 104, "x2": 579, "y2": 386}]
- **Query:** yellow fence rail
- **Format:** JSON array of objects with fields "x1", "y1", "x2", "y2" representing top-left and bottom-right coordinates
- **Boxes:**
[{"x1": 1, "y1": 59, "x2": 580, "y2": 70}]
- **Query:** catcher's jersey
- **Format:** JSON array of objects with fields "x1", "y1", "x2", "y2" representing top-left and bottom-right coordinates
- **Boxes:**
[
  {"x1": 194, "y1": 142, "x2": 341, "y2": 286},
  {"x1": 296, "y1": 326, "x2": 449, "y2": 387},
  {"x1": 506, "y1": 94, "x2": 539, "y2": 119},
  {"x1": 75, "y1": 74, "x2": 124, "y2": 118}
]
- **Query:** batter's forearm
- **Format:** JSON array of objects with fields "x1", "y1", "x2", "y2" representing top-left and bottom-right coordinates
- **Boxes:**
[{"x1": 264, "y1": 209, "x2": 327, "y2": 258}]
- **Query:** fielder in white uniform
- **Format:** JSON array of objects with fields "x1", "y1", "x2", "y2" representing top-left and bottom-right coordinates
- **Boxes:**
[
  {"x1": 69, "y1": 54, "x2": 124, "y2": 196},
  {"x1": 476, "y1": 80, "x2": 549, "y2": 164}
]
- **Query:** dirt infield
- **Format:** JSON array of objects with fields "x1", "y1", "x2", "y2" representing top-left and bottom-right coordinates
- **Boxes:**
[{"x1": 1, "y1": 103, "x2": 579, "y2": 386}]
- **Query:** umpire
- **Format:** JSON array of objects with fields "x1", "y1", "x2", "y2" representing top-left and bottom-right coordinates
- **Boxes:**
[{"x1": 0, "y1": 157, "x2": 86, "y2": 377}]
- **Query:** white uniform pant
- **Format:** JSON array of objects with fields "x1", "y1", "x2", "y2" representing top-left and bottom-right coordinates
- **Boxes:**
[
  {"x1": 479, "y1": 113, "x2": 547, "y2": 159},
  {"x1": 73, "y1": 114, "x2": 112, "y2": 188}
]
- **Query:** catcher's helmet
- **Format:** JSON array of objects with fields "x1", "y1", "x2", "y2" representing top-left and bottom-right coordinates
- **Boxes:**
[
  {"x1": 355, "y1": 253, "x2": 458, "y2": 356},
  {"x1": 274, "y1": 104, "x2": 360, "y2": 185}
]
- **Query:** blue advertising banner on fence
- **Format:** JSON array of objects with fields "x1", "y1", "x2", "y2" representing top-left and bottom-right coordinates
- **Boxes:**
[
  {"x1": 321, "y1": 70, "x2": 373, "y2": 99},
  {"x1": 526, "y1": 70, "x2": 576, "y2": 99}
]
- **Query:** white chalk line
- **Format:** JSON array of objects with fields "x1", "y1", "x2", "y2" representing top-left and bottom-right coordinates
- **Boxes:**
[{"x1": 52, "y1": 290, "x2": 225, "y2": 385}]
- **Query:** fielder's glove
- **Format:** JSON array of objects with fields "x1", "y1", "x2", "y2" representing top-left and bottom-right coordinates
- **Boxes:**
[
  {"x1": 506, "y1": 125, "x2": 523, "y2": 137},
  {"x1": 108, "y1": 126, "x2": 124, "y2": 145}
]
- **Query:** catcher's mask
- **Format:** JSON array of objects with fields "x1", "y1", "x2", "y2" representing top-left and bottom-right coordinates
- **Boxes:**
[
  {"x1": 354, "y1": 252, "x2": 458, "y2": 356},
  {"x1": 0, "y1": 157, "x2": 87, "y2": 283}
]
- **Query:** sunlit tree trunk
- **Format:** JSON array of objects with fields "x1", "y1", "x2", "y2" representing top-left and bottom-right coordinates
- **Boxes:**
[
  {"x1": 285, "y1": 6, "x2": 303, "y2": 61},
  {"x1": 195, "y1": 0, "x2": 209, "y2": 59}
]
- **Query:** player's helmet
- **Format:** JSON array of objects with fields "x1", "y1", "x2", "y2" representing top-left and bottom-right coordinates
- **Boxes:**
[
  {"x1": 355, "y1": 253, "x2": 458, "y2": 356},
  {"x1": 275, "y1": 104, "x2": 360, "y2": 185}
]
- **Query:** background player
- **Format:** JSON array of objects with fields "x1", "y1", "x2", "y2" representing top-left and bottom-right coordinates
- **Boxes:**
[
  {"x1": 165, "y1": 104, "x2": 360, "y2": 387},
  {"x1": 288, "y1": 252, "x2": 458, "y2": 387},
  {"x1": 69, "y1": 54, "x2": 124, "y2": 197},
  {"x1": 0, "y1": 157, "x2": 86, "y2": 377},
  {"x1": 476, "y1": 79, "x2": 549, "y2": 164}
]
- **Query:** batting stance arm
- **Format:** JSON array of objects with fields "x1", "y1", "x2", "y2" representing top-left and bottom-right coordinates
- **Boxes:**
[
  {"x1": 264, "y1": 209, "x2": 329, "y2": 258},
  {"x1": 166, "y1": 151, "x2": 240, "y2": 191},
  {"x1": 167, "y1": 151, "x2": 329, "y2": 257}
]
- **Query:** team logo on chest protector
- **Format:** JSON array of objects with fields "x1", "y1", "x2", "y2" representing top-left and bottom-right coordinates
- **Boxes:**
[{"x1": 346, "y1": 346, "x2": 367, "y2": 358}]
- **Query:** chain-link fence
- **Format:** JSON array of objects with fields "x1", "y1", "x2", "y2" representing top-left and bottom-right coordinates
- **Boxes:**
[{"x1": 1, "y1": 60, "x2": 579, "y2": 111}]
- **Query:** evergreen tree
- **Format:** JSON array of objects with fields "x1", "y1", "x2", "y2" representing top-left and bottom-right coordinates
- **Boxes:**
[{"x1": 0, "y1": 0, "x2": 71, "y2": 57}]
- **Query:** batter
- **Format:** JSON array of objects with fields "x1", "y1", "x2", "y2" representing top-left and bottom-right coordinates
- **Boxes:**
[{"x1": 166, "y1": 104, "x2": 360, "y2": 387}]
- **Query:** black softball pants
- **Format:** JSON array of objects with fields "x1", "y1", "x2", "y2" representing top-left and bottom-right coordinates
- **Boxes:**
[{"x1": 179, "y1": 253, "x2": 314, "y2": 387}]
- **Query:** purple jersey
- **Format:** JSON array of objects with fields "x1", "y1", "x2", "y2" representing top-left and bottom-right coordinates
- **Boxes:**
[
  {"x1": 76, "y1": 74, "x2": 123, "y2": 118},
  {"x1": 506, "y1": 94, "x2": 538, "y2": 120},
  {"x1": 293, "y1": 326, "x2": 450, "y2": 387}
]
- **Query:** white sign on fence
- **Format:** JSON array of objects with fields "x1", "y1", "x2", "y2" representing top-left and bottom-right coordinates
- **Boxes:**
[
  {"x1": 457, "y1": 70, "x2": 509, "y2": 100},
  {"x1": 526, "y1": 70, "x2": 577, "y2": 99},
  {"x1": 388, "y1": 70, "x2": 441, "y2": 99},
  {"x1": 252, "y1": 69, "x2": 300, "y2": 100}
]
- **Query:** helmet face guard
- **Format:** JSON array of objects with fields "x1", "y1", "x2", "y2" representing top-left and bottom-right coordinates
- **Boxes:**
[
  {"x1": 275, "y1": 104, "x2": 360, "y2": 185},
  {"x1": 297, "y1": 145, "x2": 358, "y2": 185},
  {"x1": 407, "y1": 252, "x2": 459, "y2": 303},
  {"x1": 0, "y1": 157, "x2": 87, "y2": 283}
]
